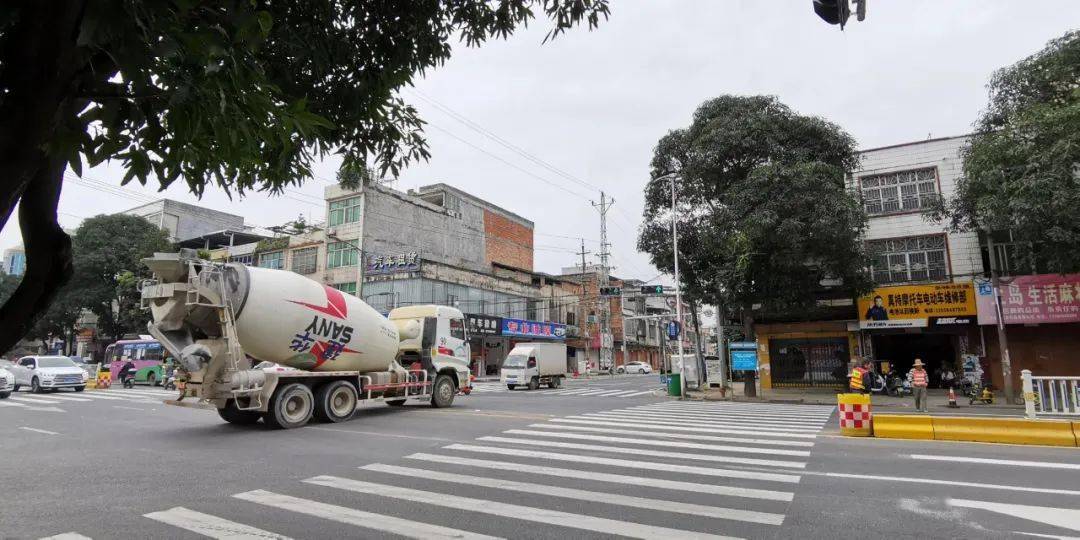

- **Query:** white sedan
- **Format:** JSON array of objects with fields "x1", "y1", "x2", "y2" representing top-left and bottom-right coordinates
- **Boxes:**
[
  {"x1": 8, "y1": 356, "x2": 89, "y2": 393},
  {"x1": 616, "y1": 361, "x2": 653, "y2": 374},
  {"x1": 0, "y1": 361, "x2": 14, "y2": 398}
]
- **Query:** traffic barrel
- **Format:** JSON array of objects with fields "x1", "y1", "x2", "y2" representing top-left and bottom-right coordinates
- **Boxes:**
[{"x1": 837, "y1": 393, "x2": 872, "y2": 436}]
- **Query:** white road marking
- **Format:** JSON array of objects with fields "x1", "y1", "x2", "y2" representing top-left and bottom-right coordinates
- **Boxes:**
[
  {"x1": 233, "y1": 490, "x2": 499, "y2": 540},
  {"x1": 305, "y1": 476, "x2": 740, "y2": 540},
  {"x1": 0, "y1": 401, "x2": 65, "y2": 412},
  {"x1": 527, "y1": 422, "x2": 815, "y2": 447},
  {"x1": 113, "y1": 406, "x2": 148, "y2": 411},
  {"x1": 113, "y1": 389, "x2": 172, "y2": 397},
  {"x1": 443, "y1": 443, "x2": 801, "y2": 483},
  {"x1": 1012, "y1": 531, "x2": 1080, "y2": 540},
  {"x1": 621, "y1": 390, "x2": 657, "y2": 397},
  {"x1": 598, "y1": 410, "x2": 830, "y2": 426},
  {"x1": 476, "y1": 435, "x2": 807, "y2": 468},
  {"x1": 10, "y1": 396, "x2": 63, "y2": 404},
  {"x1": 37, "y1": 394, "x2": 92, "y2": 402},
  {"x1": 575, "y1": 414, "x2": 823, "y2": 433},
  {"x1": 549, "y1": 417, "x2": 819, "y2": 439},
  {"x1": 38, "y1": 533, "x2": 93, "y2": 540},
  {"x1": 648, "y1": 405, "x2": 835, "y2": 416},
  {"x1": 912, "y1": 455, "x2": 1080, "y2": 471},
  {"x1": 502, "y1": 429, "x2": 812, "y2": 456},
  {"x1": 74, "y1": 393, "x2": 132, "y2": 401},
  {"x1": 144, "y1": 506, "x2": 292, "y2": 539},
  {"x1": 949, "y1": 499, "x2": 1080, "y2": 533},
  {"x1": 628, "y1": 406, "x2": 834, "y2": 421},
  {"x1": 405, "y1": 452, "x2": 794, "y2": 501},
  {"x1": 363, "y1": 463, "x2": 786, "y2": 525},
  {"x1": 19, "y1": 426, "x2": 59, "y2": 435},
  {"x1": 650, "y1": 401, "x2": 836, "y2": 411},
  {"x1": 812, "y1": 471, "x2": 1080, "y2": 496}
]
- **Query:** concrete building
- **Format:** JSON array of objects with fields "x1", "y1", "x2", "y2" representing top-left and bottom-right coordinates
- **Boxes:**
[
  {"x1": 3, "y1": 246, "x2": 25, "y2": 276},
  {"x1": 122, "y1": 199, "x2": 248, "y2": 244}
]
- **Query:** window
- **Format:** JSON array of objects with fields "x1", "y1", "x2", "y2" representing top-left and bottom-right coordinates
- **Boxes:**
[
  {"x1": 332, "y1": 282, "x2": 357, "y2": 296},
  {"x1": 328, "y1": 196, "x2": 362, "y2": 226},
  {"x1": 228, "y1": 254, "x2": 253, "y2": 265},
  {"x1": 566, "y1": 312, "x2": 576, "y2": 326},
  {"x1": 257, "y1": 251, "x2": 284, "y2": 269},
  {"x1": 867, "y1": 235, "x2": 948, "y2": 284},
  {"x1": 859, "y1": 168, "x2": 938, "y2": 216},
  {"x1": 449, "y1": 318, "x2": 466, "y2": 340},
  {"x1": 327, "y1": 241, "x2": 358, "y2": 268},
  {"x1": 291, "y1": 247, "x2": 318, "y2": 274}
]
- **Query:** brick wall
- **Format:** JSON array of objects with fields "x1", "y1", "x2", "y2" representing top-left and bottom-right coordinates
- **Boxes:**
[{"x1": 484, "y1": 209, "x2": 533, "y2": 271}]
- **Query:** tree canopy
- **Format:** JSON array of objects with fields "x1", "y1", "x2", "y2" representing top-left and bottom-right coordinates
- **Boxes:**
[
  {"x1": 931, "y1": 30, "x2": 1080, "y2": 273},
  {"x1": 0, "y1": 0, "x2": 609, "y2": 353},
  {"x1": 638, "y1": 95, "x2": 871, "y2": 335}
]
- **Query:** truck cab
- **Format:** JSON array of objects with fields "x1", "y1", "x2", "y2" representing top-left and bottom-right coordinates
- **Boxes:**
[{"x1": 389, "y1": 305, "x2": 472, "y2": 394}]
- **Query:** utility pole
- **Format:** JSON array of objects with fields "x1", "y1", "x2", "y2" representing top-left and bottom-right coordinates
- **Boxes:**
[
  {"x1": 716, "y1": 301, "x2": 728, "y2": 393},
  {"x1": 592, "y1": 192, "x2": 615, "y2": 377},
  {"x1": 575, "y1": 239, "x2": 591, "y2": 374},
  {"x1": 986, "y1": 234, "x2": 1015, "y2": 404},
  {"x1": 669, "y1": 175, "x2": 686, "y2": 398}
]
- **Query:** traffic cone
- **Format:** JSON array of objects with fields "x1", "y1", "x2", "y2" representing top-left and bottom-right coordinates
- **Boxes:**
[{"x1": 947, "y1": 387, "x2": 958, "y2": 408}]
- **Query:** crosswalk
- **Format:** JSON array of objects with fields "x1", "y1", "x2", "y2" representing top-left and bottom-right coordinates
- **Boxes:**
[
  {"x1": 470, "y1": 380, "x2": 659, "y2": 398},
  {"x1": 50, "y1": 400, "x2": 836, "y2": 539},
  {"x1": 0, "y1": 387, "x2": 174, "y2": 413}
]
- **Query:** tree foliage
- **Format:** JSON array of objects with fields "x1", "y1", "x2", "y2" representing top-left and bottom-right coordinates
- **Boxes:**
[
  {"x1": 638, "y1": 95, "x2": 871, "y2": 335},
  {"x1": 0, "y1": 1, "x2": 609, "y2": 354},
  {"x1": 931, "y1": 31, "x2": 1080, "y2": 272}
]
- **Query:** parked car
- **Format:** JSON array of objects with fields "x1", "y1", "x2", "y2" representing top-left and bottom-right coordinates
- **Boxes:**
[
  {"x1": 8, "y1": 356, "x2": 89, "y2": 393},
  {"x1": 616, "y1": 361, "x2": 652, "y2": 374},
  {"x1": 0, "y1": 361, "x2": 14, "y2": 398}
]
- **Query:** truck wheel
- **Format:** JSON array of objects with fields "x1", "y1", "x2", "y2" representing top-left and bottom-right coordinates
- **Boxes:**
[
  {"x1": 313, "y1": 381, "x2": 358, "y2": 423},
  {"x1": 264, "y1": 383, "x2": 314, "y2": 429},
  {"x1": 0, "y1": 391, "x2": 9, "y2": 399},
  {"x1": 528, "y1": 377, "x2": 539, "y2": 391},
  {"x1": 430, "y1": 374, "x2": 455, "y2": 408},
  {"x1": 218, "y1": 399, "x2": 261, "y2": 425},
  {"x1": 548, "y1": 377, "x2": 561, "y2": 389},
  {"x1": 507, "y1": 384, "x2": 516, "y2": 390}
]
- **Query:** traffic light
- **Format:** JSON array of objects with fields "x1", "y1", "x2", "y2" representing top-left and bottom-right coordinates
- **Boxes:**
[
  {"x1": 599, "y1": 286, "x2": 622, "y2": 297},
  {"x1": 813, "y1": 0, "x2": 850, "y2": 28},
  {"x1": 640, "y1": 285, "x2": 665, "y2": 295}
]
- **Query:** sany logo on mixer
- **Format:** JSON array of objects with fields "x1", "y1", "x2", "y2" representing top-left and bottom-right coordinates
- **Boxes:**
[{"x1": 287, "y1": 285, "x2": 358, "y2": 367}]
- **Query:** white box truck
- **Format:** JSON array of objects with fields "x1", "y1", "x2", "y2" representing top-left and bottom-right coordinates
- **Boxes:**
[{"x1": 501, "y1": 342, "x2": 566, "y2": 390}]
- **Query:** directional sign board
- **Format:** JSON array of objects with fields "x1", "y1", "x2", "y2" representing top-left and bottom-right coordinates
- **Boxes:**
[
  {"x1": 729, "y1": 341, "x2": 758, "y2": 371},
  {"x1": 640, "y1": 285, "x2": 665, "y2": 295}
]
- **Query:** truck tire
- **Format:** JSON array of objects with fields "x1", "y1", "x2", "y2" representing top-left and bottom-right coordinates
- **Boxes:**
[
  {"x1": 313, "y1": 381, "x2": 358, "y2": 423},
  {"x1": 264, "y1": 383, "x2": 315, "y2": 429},
  {"x1": 218, "y1": 399, "x2": 261, "y2": 425},
  {"x1": 548, "y1": 376, "x2": 561, "y2": 389},
  {"x1": 430, "y1": 374, "x2": 456, "y2": 408},
  {"x1": 507, "y1": 384, "x2": 516, "y2": 390},
  {"x1": 528, "y1": 377, "x2": 539, "y2": 391},
  {"x1": 0, "y1": 391, "x2": 9, "y2": 399}
]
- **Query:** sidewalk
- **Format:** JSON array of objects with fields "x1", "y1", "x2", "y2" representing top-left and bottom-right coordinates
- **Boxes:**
[{"x1": 685, "y1": 385, "x2": 1029, "y2": 417}]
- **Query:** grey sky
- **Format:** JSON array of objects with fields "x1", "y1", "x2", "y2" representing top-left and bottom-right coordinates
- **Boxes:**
[{"x1": 4, "y1": 1, "x2": 1077, "y2": 282}]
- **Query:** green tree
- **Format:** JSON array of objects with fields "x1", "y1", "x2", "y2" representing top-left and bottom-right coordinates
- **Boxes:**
[
  {"x1": 0, "y1": 0, "x2": 609, "y2": 354},
  {"x1": 66, "y1": 214, "x2": 173, "y2": 341},
  {"x1": 638, "y1": 95, "x2": 871, "y2": 337},
  {"x1": 930, "y1": 31, "x2": 1080, "y2": 272}
]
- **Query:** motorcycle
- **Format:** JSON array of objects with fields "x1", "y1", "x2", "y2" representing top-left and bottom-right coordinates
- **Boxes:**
[
  {"x1": 163, "y1": 369, "x2": 178, "y2": 391},
  {"x1": 120, "y1": 371, "x2": 136, "y2": 389}
]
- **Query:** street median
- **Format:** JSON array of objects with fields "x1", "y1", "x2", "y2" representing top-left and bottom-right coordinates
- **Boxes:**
[
  {"x1": 860, "y1": 414, "x2": 1078, "y2": 447},
  {"x1": 872, "y1": 414, "x2": 934, "y2": 440}
]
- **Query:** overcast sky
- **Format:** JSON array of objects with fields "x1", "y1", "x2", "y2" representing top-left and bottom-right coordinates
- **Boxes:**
[{"x1": 4, "y1": 1, "x2": 1077, "y2": 282}]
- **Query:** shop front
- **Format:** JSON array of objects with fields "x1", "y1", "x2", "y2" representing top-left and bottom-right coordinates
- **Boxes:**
[
  {"x1": 755, "y1": 321, "x2": 858, "y2": 390},
  {"x1": 857, "y1": 282, "x2": 979, "y2": 387},
  {"x1": 975, "y1": 273, "x2": 1080, "y2": 390},
  {"x1": 466, "y1": 314, "x2": 568, "y2": 377}
]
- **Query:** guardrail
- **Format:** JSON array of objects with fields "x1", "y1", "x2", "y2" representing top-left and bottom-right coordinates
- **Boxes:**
[{"x1": 1022, "y1": 369, "x2": 1080, "y2": 419}]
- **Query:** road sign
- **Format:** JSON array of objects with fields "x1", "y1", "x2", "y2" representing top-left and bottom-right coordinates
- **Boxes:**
[
  {"x1": 666, "y1": 321, "x2": 681, "y2": 340},
  {"x1": 599, "y1": 286, "x2": 622, "y2": 297},
  {"x1": 730, "y1": 342, "x2": 758, "y2": 371},
  {"x1": 640, "y1": 285, "x2": 664, "y2": 295}
]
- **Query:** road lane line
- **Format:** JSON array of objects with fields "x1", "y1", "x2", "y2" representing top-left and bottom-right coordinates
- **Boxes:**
[
  {"x1": 526, "y1": 423, "x2": 815, "y2": 447},
  {"x1": 362, "y1": 463, "x2": 786, "y2": 525},
  {"x1": 305, "y1": 476, "x2": 740, "y2": 540},
  {"x1": 10, "y1": 396, "x2": 63, "y2": 404},
  {"x1": 234, "y1": 490, "x2": 500, "y2": 540},
  {"x1": 476, "y1": 436, "x2": 807, "y2": 468},
  {"x1": 609, "y1": 409, "x2": 832, "y2": 424},
  {"x1": 502, "y1": 429, "x2": 812, "y2": 456},
  {"x1": 810, "y1": 471, "x2": 1080, "y2": 496},
  {"x1": 73, "y1": 393, "x2": 132, "y2": 401},
  {"x1": 647, "y1": 403, "x2": 836, "y2": 414},
  {"x1": 576, "y1": 414, "x2": 823, "y2": 433},
  {"x1": 113, "y1": 406, "x2": 147, "y2": 411},
  {"x1": 948, "y1": 499, "x2": 1080, "y2": 533},
  {"x1": 38, "y1": 394, "x2": 92, "y2": 402},
  {"x1": 144, "y1": 506, "x2": 291, "y2": 539},
  {"x1": 621, "y1": 390, "x2": 657, "y2": 397},
  {"x1": 39, "y1": 533, "x2": 93, "y2": 540},
  {"x1": 911, "y1": 455, "x2": 1080, "y2": 470},
  {"x1": 0, "y1": 401, "x2": 65, "y2": 412},
  {"x1": 405, "y1": 452, "x2": 794, "y2": 501},
  {"x1": 443, "y1": 443, "x2": 801, "y2": 483},
  {"x1": 549, "y1": 417, "x2": 819, "y2": 439},
  {"x1": 629, "y1": 406, "x2": 835, "y2": 421},
  {"x1": 19, "y1": 426, "x2": 59, "y2": 435}
]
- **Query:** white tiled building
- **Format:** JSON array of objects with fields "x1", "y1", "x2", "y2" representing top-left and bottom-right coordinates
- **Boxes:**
[{"x1": 850, "y1": 135, "x2": 982, "y2": 286}]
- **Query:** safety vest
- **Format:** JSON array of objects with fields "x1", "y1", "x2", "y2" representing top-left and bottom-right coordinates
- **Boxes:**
[{"x1": 850, "y1": 367, "x2": 866, "y2": 390}]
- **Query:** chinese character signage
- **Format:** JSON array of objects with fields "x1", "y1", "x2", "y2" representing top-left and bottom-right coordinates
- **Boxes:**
[
  {"x1": 501, "y1": 318, "x2": 567, "y2": 340},
  {"x1": 466, "y1": 314, "x2": 502, "y2": 336},
  {"x1": 366, "y1": 252, "x2": 420, "y2": 275},
  {"x1": 857, "y1": 283, "x2": 977, "y2": 329},
  {"x1": 975, "y1": 274, "x2": 1080, "y2": 326}
]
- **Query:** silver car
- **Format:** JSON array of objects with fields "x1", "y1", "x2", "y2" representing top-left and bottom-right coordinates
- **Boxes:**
[
  {"x1": 8, "y1": 356, "x2": 89, "y2": 393},
  {"x1": 0, "y1": 361, "x2": 14, "y2": 398}
]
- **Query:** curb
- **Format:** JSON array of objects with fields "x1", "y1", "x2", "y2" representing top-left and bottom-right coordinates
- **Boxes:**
[{"x1": 869, "y1": 413, "x2": 1079, "y2": 447}]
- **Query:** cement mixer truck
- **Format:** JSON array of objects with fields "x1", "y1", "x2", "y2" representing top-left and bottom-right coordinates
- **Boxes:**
[{"x1": 139, "y1": 250, "x2": 472, "y2": 429}]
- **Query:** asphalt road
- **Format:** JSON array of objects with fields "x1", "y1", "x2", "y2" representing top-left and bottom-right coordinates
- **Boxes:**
[{"x1": 2, "y1": 374, "x2": 1078, "y2": 539}]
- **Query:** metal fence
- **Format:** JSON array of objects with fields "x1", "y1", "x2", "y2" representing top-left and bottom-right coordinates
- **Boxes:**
[
  {"x1": 768, "y1": 338, "x2": 849, "y2": 388},
  {"x1": 1022, "y1": 370, "x2": 1080, "y2": 418}
]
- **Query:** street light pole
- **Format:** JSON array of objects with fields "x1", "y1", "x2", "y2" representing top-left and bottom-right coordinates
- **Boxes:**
[{"x1": 670, "y1": 174, "x2": 686, "y2": 399}]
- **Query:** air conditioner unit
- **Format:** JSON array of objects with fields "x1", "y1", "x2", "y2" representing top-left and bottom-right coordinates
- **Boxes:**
[{"x1": 326, "y1": 227, "x2": 337, "y2": 238}]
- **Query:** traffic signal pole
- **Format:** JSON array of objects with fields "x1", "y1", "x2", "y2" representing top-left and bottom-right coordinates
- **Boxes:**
[{"x1": 670, "y1": 174, "x2": 686, "y2": 399}]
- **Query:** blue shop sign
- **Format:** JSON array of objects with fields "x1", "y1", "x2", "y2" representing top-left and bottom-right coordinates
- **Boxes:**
[{"x1": 501, "y1": 318, "x2": 566, "y2": 340}]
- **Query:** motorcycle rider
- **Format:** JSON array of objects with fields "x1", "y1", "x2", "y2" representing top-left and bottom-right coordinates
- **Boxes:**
[{"x1": 118, "y1": 360, "x2": 136, "y2": 387}]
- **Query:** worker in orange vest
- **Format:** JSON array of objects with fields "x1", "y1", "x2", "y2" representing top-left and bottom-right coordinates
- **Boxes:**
[{"x1": 849, "y1": 360, "x2": 871, "y2": 394}]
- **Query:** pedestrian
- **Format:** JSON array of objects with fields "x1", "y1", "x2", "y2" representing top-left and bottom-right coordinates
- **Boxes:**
[
  {"x1": 910, "y1": 359, "x2": 929, "y2": 412},
  {"x1": 941, "y1": 365, "x2": 956, "y2": 389}
]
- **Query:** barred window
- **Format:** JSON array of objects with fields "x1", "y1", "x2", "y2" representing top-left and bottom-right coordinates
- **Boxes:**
[
  {"x1": 327, "y1": 241, "x2": 358, "y2": 268},
  {"x1": 291, "y1": 247, "x2": 317, "y2": 274},
  {"x1": 257, "y1": 250, "x2": 283, "y2": 270},
  {"x1": 328, "y1": 196, "x2": 362, "y2": 226},
  {"x1": 332, "y1": 282, "x2": 357, "y2": 296},
  {"x1": 859, "y1": 168, "x2": 938, "y2": 216},
  {"x1": 867, "y1": 235, "x2": 948, "y2": 284}
]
